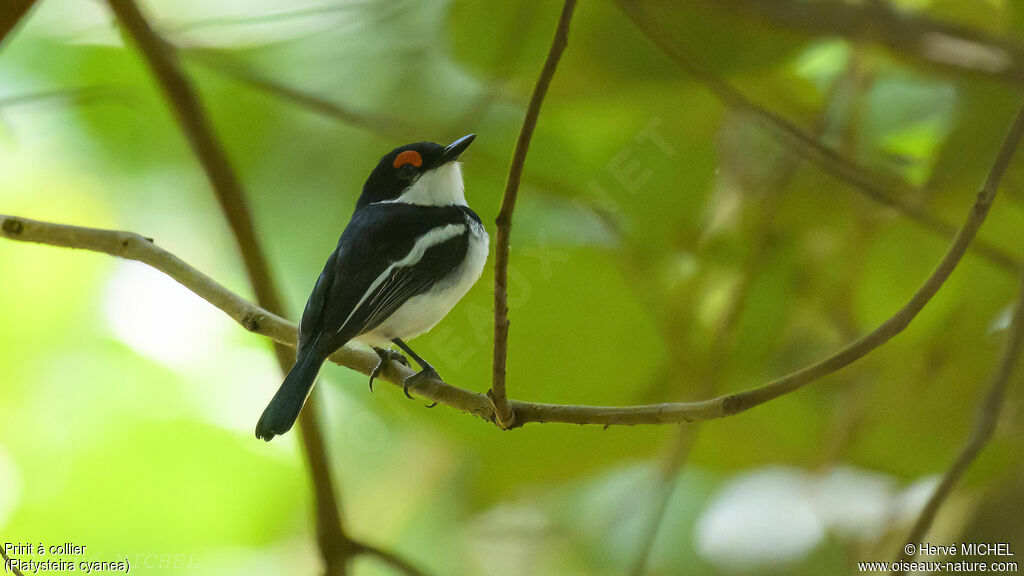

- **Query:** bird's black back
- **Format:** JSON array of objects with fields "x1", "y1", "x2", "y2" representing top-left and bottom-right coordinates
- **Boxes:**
[{"x1": 298, "y1": 202, "x2": 478, "y2": 357}]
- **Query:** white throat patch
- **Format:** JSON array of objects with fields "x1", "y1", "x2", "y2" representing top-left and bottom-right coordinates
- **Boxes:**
[{"x1": 394, "y1": 162, "x2": 466, "y2": 206}]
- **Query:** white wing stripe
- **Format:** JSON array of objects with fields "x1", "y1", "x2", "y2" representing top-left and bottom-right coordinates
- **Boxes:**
[{"x1": 336, "y1": 223, "x2": 467, "y2": 334}]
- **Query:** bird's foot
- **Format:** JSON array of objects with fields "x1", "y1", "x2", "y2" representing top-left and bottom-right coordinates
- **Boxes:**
[
  {"x1": 369, "y1": 347, "x2": 408, "y2": 392},
  {"x1": 403, "y1": 366, "x2": 441, "y2": 404}
]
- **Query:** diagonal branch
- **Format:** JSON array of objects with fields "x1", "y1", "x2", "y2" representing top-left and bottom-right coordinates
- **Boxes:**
[
  {"x1": 0, "y1": 0, "x2": 36, "y2": 48},
  {"x1": 0, "y1": 547, "x2": 26, "y2": 576},
  {"x1": 614, "y1": 0, "x2": 1022, "y2": 274},
  {"x1": 182, "y1": 46, "x2": 420, "y2": 141},
  {"x1": 628, "y1": 76, "x2": 839, "y2": 573},
  {"x1": 353, "y1": 541, "x2": 429, "y2": 576},
  {"x1": 0, "y1": 86, "x2": 129, "y2": 110},
  {"x1": 4, "y1": 94, "x2": 1019, "y2": 430},
  {"x1": 891, "y1": 273, "x2": 1024, "y2": 575},
  {"x1": 105, "y1": 0, "x2": 354, "y2": 573},
  {"x1": 716, "y1": 102, "x2": 1024, "y2": 416},
  {"x1": 491, "y1": 0, "x2": 578, "y2": 430},
  {"x1": 0, "y1": 212, "x2": 495, "y2": 420},
  {"x1": 106, "y1": 0, "x2": 280, "y2": 311}
]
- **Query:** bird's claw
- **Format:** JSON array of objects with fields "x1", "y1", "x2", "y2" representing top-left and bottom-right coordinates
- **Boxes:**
[
  {"x1": 369, "y1": 348, "x2": 408, "y2": 392},
  {"x1": 402, "y1": 367, "x2": 441, "y2": 402}
]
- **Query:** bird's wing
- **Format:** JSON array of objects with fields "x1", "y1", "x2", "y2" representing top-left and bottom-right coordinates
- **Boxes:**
[
  {"x1": 296, "y1": 249, "x2": 337, "y2": 355},
  {"x1": 300, "y1": 203, "x2": 469, "y2": 349},
  {"x1": 348, "y1": 224, "x2": 469, "y2": 336}
]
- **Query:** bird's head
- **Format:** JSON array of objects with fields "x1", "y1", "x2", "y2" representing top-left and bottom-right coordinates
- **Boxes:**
[{"x1": 357, "y1": 134, "x2": 475, "y2": 209}]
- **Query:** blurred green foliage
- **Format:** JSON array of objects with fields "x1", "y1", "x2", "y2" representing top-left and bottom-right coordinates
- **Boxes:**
[{"x1": 1, "y1": 0, "x2": 1023, "y2": 574}]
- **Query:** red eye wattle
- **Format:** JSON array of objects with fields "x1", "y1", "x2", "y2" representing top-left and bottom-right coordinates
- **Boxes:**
[{"x1": 393, "y1": 150, "x2": 423, "y2": 169}]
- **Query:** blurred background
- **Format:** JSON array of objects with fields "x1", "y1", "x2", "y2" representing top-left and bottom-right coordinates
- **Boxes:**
[{"x1": 2, "y1": 0, "x2": 1023, "y2": 574}]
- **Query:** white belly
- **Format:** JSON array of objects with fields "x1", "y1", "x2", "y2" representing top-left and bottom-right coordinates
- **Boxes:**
[{"x1": 356, "y1": 219, "x2": 488, "y2": 348}]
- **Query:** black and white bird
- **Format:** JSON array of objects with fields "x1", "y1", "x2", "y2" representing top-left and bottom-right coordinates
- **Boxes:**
[{"x1": 256, "y1": 134, "x2": 488, "y2": 441}]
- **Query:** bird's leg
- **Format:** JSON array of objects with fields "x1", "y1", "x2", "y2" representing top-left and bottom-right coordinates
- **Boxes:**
[
  {"x1": 391, "y1": 338, "x2": 440, "y2": 406},
  {"x1": 369, "y1": 346, "x2": 408, "y2": 392}
]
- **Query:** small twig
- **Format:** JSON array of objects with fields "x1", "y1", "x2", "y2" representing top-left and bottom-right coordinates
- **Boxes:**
[
  {"x1": 614, "y1": 0, "x2": 1022, "y2": 275},
  {"x1": 491, "y1": 0, "x2": 578, "y2": 430},
  {"x1": 627, "y1": 427, "x2": 700, "y2": 576},
  {"x1": 182, "y1": 46, "x2": 420, "y2": 141},
  {"x1": 0, "y1": 547, "x2": 26, "y2": 576},
  {"x1": 105, "y1": 0, "x2": 355, "y2": 573},
  {"x1": 106, "y1": 0, "x2": 283, "y2": 311},
  {"x1": 168, "y1": 1, "x2": 389, "y2": 35},
  {"x1": 0, "y1": 86, "x2": 128, "y2": 109},
  {"x1": 177, "y1": 36, "x2": 613, "y2": 209},
  {"x1": 891, "y1": 275, "x2": 1024, "y2": 575},
  {"x1": 353, "y1": 541, "x2": 429, "y2": 576}
]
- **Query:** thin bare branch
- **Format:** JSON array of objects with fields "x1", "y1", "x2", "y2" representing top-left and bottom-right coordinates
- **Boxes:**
[
  {"x1": 107, "y1": 0, "x2": 284, "y2": 314},
  {"x1": 0, "y1": 547, "x2": 27, "y2": 576},
  {"x1": 0, "y1": 86, "x2": 129, "y2": 110},
  {"x1": 628, "y1": 428, "x2": 699, "y2": 576},
  {"x1": 0, "y1": 214, "x2": 375, "y2": 384},
  {"x1": 0, "y1": 213, "x2": 499, "y2": 428},
  {"x1": 168, "y1": 1, "x2": 388, "y2": 35},
  {"x1": 491, "y1": 0, "x2": 578, "y2": 430},
  {"x1": 105, "y1": 0, "x2": 354, "y2": 572},
  {"x1": 181, "y1": 49, "x2": 596, "y2": 198},
  {"x1": 353, "y1": 541, "x2": 429, "y2": 576},
  {"x1": 182, "y1": 47, "x2": 420, "y2": 140},
  {"x1": 614, "y1": 0, "x2": 1022, "y2": 274},
  {"x1": 0, "y1": 0, "x2": 36, "y2": 47},
  {"x1": 891, "y1": 274, "x2": 1024, "y2": 575}
]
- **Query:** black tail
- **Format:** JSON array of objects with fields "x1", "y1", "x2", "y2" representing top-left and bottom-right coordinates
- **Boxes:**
[{"x1": 256, "y1": 347, "x2": 325, "y2": 441}]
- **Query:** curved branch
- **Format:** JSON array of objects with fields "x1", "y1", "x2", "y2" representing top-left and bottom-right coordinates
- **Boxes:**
[
  {"x1": 4, "y1": 94, "x2": 1019, "y2": 431},
  {"x1": 353, "y1": 541, "x2": 429, "y2": 576},
  {"x1": 0, "y1": 214, "x2": 495, "y2": 420},
  {"x1": 492, "y1": 0, "x2": 578, "y2": 429},
  {"x1": 891, "y1": 274, "x2": 1024, "y2": 575},
  {"x1": 182, "y1": 47, "x2": 420, "y2": 141}
]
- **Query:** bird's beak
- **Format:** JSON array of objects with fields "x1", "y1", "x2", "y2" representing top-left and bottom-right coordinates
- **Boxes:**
[{"x1": 441, "y1": 133, "x2": 475, "y2": 163}]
